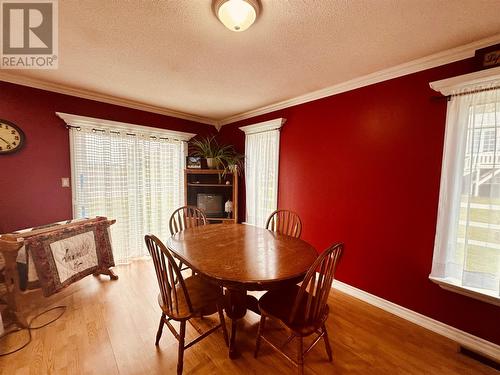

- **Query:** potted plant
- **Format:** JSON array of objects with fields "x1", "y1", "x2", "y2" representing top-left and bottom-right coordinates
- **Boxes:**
[
  {"x1": 190, "y1": 136, "x2": 244, "y2": 174},
  {"x1": 190, "y1": 136, "x2": 229, "y2": 169},
  {"x1": 223, "y1": 153, "x2": 244, "y2": 176}
]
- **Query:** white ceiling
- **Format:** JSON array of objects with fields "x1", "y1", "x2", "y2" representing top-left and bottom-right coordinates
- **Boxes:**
[{"x1": 2, "y1": 0, "x2": 500, "y2": 125}]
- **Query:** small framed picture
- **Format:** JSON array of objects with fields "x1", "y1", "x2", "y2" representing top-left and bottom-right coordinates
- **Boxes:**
[{"x1": 187, "y1": 156, "x2": 202, "y2": 169}]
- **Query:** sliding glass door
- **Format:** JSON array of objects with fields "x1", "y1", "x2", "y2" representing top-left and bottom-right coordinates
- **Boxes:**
[{"x1": 70, "y1": 127, "x2": 186, "y2": 263}]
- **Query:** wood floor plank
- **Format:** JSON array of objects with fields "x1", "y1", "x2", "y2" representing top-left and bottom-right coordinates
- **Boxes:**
[{"x1": 0, "y1": 259, "x2": 497, "y2": 375}]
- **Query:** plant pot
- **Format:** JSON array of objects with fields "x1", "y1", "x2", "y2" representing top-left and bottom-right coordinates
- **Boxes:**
[{"x1": 206, "y1": 158, "x2": 218, "y2": 169}]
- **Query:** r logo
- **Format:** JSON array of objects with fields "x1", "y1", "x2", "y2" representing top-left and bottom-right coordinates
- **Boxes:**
[
  {"x1": 2, "y1": 2, "x2": 53, "y2": 54},
  {"x1": 1, "y1": 0, "x2": 58, "y2": 68}
]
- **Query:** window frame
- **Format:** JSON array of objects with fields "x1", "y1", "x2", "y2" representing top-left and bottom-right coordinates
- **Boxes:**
[
  {"x1": 239, "y1": 118, "x2": 285, "y2": 227},
  {"x1": 58, "y1": 112, "x2": 195, "y2": 263},
  {"x1": 429, "y1": 67, "x2": 500, "y2": 306}
]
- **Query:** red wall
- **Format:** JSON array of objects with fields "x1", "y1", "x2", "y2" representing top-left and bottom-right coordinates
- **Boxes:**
[
  {"x1": 218, "y1": 58, "x2": 500, "y2": 344},
  {"x1": 0, "y1": 81, "x2": 215, "y2": 233}
]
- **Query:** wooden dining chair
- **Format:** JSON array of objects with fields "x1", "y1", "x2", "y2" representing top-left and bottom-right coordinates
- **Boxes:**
[
  {"x1": 169, "y1": 206, "x2": 207, "y2": 235},
  {"x1": 169, "y1": 206, "x2": 207, "y2": 274},
  {"x1": 265, "y1": 209, "x2": 302, "y2": 238},
  {"x1": 254, "y1": 242, "x2": 343, "y2": 375},
  {"x1": 145, "y1": 234, "x2": 228, "y2": 375}
]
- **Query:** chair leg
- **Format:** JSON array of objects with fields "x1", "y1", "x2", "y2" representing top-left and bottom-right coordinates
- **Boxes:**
[
  {"x1": 297, "y1": 336, "x2": 304, "y2": 375},
  {"x1": 229, "y1": 318, "x2": 238, "y2": 358},
  {"x1": 322, "y1": 324, "x2": 333, "y2": 362},
  {"x1": 217, "y1": 301, "x2": 229, "y2": 346},
  {"x1": 177, "y1": 321, "x2": 186, "y2": 375},
  {"x1": 254, "y1": 315, "x2": 266, "y2": 358},
  {"x1": 155, "y1": 313, "x2": 165, "y2": 346},
  {"x1": 281, "y1": 333, "x2": 295, "y2": 349}
]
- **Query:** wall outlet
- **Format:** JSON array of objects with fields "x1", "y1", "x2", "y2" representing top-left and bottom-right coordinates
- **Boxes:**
[{"x1": 61, "y1": 177, "x2": 70, "y2": 187}]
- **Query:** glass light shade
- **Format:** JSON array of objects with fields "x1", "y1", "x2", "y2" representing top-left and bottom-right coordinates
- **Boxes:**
[{"x1": 217, "y1": 0, "x2": 257, "y2": 32}]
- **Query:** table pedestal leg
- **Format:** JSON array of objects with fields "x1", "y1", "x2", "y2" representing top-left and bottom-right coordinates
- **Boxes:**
[
  {"x1": 224, "y1": 288, "x2": 259, "y2": 359},
  {"x1": 225, "y1": 288, "x2": 247, "y2": 359}
]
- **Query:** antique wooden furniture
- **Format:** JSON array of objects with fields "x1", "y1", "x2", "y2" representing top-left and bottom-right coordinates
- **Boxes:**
[
  {"x1": 169, "y1": 206, "x2": 207, "y2": 273},
  {"x1": 265, "y1": 209, "x2": 303, "y2": 238},
  {"x1": 255, "y1": 243, "x2": 343, "y2": 374},
  {"x1": 144, "y1": 234, "x2": 228, "y2": 375},
  {"x1": 169, "y1": 206, "x2": 208, "y2": 235},
  {"x1": 167, "y1": 224, "x2": 318, "y2": 359},
  {"x1": 0, "y1": 217, "x2": 117, "y2": 328},
  {"x1": 184, "y1": 169, "x2": 238, "y2": 224}
]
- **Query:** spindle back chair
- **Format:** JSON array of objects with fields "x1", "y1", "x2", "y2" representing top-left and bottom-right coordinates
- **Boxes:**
[
  {"x1": 169, "y1": 206, "x2": 207, "y2": 235},
  {"x1": 146, "y1": 234, "x2": 191, "y2": 317},
  {"x1": 145, "y1": 234, "x2": 228, "y2": 374},
  {"x1": 255, "y1": 242, "x2": 343, "y2": 375},
  {"x1": 169, "y1": 206, "x2": 207, "y2": 274},
  {"x1": 265, "y1": 209, "x2": 302, "y2": 238}
]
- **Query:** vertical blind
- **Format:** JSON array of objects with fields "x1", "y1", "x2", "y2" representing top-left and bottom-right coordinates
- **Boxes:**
[
  {"x1": 70, "y1": 127, "x2": 186, "y2": 263},
  {"x1": 431, "y1": 87, "x2": 500, "y2": 298},
  {"x1": 244, "y1": 129, "x2": 280, "y2": 227}
]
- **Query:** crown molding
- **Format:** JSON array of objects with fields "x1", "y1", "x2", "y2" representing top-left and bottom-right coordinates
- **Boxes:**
[
  {"x1": 0, "y1": 71, "x2": 218, "y2": 127},
  {"x1": 218, "y1": 34, "x2": 500, "y2": 126},
  {"x1": 2, "y1": 35, "x2": 500, "y2": 129},
  {"x1": 57, "y1": 112, "x2": 196, "y2": 141},
  {"x1": 239, "y1": 117, "x2": 285, "y2": 135},
  {"x1": 430, "y1": 66, "x2": 500, "y2": 96},
  {"x1": 213, "y1": 121, "x2": 223, "y2": 132}
]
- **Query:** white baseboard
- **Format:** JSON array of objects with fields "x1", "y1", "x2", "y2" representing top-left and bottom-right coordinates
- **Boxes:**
[{"x1": 332, "y1": 279, "x2": 500, "y2": 362}]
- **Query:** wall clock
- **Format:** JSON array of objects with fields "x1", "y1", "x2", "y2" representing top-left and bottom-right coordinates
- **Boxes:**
[{"x1": 0, "y1": 119, "x2": 25, "y2": 154}]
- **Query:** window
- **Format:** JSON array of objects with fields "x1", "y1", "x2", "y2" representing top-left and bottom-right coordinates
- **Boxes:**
[
  {"x1": 240, "y1": 118, "x2": 285, "y2": 227},
  {"x1": 59, "y1": 113, "x2": 195, "y2": 263},
  {"x1": 480, "y1": 128, "x2": 496, "y2": 152},
  {"x1": 430, "y1": 72, "x2": 500, "y2": 305}
]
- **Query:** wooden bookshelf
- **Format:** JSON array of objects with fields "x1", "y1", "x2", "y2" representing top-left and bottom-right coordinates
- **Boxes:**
[
  {"x1": 187, "y1": 183, "x2": 233, "y2": 187},
  {"x1": 184, "y1": 169, "x2": 238, "y2": 224}
]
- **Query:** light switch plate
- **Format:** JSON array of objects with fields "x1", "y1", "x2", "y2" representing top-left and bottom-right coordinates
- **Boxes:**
[{"x1": 61, "y1": 177, "x2": 70, "y2": 187}]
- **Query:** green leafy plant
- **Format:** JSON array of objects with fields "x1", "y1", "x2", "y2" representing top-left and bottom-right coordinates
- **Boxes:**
[
  {"x1": 189, "y1": 136, "x2": 244, "y2": 175},
  {"x1": 223, "y1": 152, "x2": 244, "y2": 176}
]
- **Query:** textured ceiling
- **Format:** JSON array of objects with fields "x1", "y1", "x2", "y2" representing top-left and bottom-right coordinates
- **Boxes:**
[{"x1": 4, "y1": 0, "x2": 500, "y2": 122}]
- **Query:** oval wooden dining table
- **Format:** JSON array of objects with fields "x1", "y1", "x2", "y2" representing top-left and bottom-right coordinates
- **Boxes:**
[{"x1": 167, "y1": 223, "x2": 318, "y2": 359}]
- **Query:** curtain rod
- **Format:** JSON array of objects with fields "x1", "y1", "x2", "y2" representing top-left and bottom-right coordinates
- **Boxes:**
[
  {"x1": 447, "y1": 85, "x2": 500, "y2": 100},
  {"x1": 432, "y1": 85, "x2": 500, "y2": 102},
  {"x1": 64, "y1": 124, "x2": 183, "y2": 141}
]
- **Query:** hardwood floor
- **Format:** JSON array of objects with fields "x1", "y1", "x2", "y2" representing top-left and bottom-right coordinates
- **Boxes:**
[{"x1": 0, "y1": 260, "x2": 496, "y2": 375}]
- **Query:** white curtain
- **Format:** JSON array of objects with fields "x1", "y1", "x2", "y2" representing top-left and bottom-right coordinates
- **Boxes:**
[
  {"x1": 245, "y1": 129, "x2": 280, "y2": 227},
  {"x1": 70, "y1": 128, "x2": 186, "y2": 263},
  {"x1": 431, "y1": 87, "x2": 500, "y2": 297}
]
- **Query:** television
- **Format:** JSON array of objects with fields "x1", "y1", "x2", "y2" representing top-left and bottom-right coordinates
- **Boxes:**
[{"x1": 197, "y1": 193, "x2": 224, "y2": 218}]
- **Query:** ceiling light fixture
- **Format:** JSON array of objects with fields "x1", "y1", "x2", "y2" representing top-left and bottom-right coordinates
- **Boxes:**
[{"x1": 213, "y1": 0, "x2": 260, "y2": 32}]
